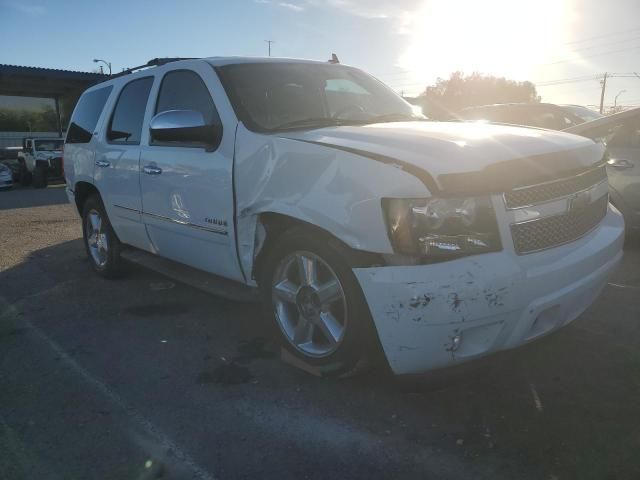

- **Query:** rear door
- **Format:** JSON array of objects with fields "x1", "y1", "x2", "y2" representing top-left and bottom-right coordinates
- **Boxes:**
[
  {"x1": 65, "y1": 85, "x2": 113, "y2": 194},
  {"x1": 139, "y1": 63, "x2": 243, "y2": 281},
  {"x1": 94, "y1": 76, "x2": 155, "y2": 251}
]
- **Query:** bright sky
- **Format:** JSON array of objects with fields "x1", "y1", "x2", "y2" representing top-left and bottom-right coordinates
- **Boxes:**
[{"x1": 1, "y1": 0, "x2": 639, "y2": 109}]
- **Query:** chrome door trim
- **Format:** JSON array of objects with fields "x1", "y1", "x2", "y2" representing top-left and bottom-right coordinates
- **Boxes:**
[
  {"x1": 142, "y1": 211, "x2": 228, "y2": 235},
  {"x1": 114, "y1": 204, "x2": 141, "y2": 214}
]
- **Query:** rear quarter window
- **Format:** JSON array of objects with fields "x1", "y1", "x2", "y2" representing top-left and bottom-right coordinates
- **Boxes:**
[
  {"x1": 108, "y1": 77, "x2": 153, "y2": 145},
  {"x1": 66, "y1": 86, "x2": 113, "y2": 144}
]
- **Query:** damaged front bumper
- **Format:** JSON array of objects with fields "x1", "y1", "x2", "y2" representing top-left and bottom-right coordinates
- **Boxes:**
[{"x1": 353, "y1": 205, "x2": 624, "y2": 375}]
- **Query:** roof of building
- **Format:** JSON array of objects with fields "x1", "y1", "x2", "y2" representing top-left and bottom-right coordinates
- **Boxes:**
[{"x1": 0, "y1": 64, "x2": 106, "y2": 98}]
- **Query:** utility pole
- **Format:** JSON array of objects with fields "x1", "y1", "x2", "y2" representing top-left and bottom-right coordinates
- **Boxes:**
[
  {"x1": 265, "y1": 40, "x2": 274, "y2": 57},
  {"x1": 599, "y1": 72, "x2": 608, "y2": 114}
]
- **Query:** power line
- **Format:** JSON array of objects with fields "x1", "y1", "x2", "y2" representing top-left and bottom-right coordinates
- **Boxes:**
[
  {"x1": 561, "y1": 27, "x2": 640, "y2": 47},
  {"x1": 541, "y1": 45, "x2": 640, "y2": 67},
  {"x1": 535, "y1": 74, "x2": 602, "y2": 86},
  {"x1": 373, "y1": 31, "x2": 640, "y2": 82}
]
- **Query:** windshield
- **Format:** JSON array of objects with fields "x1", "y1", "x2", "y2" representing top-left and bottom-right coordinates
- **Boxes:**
[
  {"x1": 34, "y1": 140, "x2": 64, "y2": 151},
  {"x1": 561, "y1": 105, "x2": 603, "y2": 123},
  {"x1": 216, "y1": 62, "x2": 421, "y2": 132}
]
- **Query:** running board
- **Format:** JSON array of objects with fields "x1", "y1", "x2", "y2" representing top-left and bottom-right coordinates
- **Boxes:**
[{"x1": 121, "y1": 248, "x2": 259, "y2": 303}]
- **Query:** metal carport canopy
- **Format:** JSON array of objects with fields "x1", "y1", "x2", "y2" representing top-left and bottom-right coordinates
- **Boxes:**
[{"x1": 0, "y1": 64, "x2": 106, "y2": 136}]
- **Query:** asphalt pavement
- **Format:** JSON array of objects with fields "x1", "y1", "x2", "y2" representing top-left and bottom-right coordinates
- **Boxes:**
[{"x1": 1, "y1": 185, "x2": 639, "y2": 480}]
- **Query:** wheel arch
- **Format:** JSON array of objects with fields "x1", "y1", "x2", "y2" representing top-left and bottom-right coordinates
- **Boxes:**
[
  {"x1": 74, "y1": 181, "x2": 102, "y2": 216},
  {"x1": 249, "y1": 211, "x2": 383, "y2": 286}
]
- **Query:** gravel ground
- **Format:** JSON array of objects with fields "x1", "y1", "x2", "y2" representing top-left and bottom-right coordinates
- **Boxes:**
[{"x1": 1, "y1": 185, "x2": 639, "y2": 480}]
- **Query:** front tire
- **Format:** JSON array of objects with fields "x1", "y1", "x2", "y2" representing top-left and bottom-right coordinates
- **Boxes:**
[
  {"x1": 32, "y1": 165, "x2": 48, "y2": 188},
  {"x1": 19, "y1": 163, "x2": 32, "y2": 186},
  {"x1": 82, "y1": 195, "x2": 123, "y2": 278},
  {"x1": 260, "y1": 227, "x2": 380, "y2": 377}
]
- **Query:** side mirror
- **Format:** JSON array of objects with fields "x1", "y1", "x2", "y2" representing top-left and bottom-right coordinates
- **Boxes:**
[{"x1": 149, "y1": 110, "x2": 222, "y2": 151}]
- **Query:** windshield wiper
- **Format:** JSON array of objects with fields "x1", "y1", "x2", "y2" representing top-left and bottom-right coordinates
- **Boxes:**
[{"x1": 273, "y1": 117, "x2": 359, "y2": 131}]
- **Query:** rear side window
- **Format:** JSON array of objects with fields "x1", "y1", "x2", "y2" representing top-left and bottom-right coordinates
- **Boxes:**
[
  {"x1": 155, "y1": 70, "x2": 219, "y2": 126},
  {"x1": 66, "y1": 86, "x2": 113, "y2": 144},
  {"x1": 108, "y1": 77, "x2": 153, "y2": 144}
]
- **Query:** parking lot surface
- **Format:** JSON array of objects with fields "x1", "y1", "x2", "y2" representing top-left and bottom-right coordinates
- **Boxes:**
[{"x1": 1, "y1": 185, "x2": 639, "y2": 480}]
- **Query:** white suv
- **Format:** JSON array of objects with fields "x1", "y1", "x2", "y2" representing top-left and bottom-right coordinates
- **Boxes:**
[{"x1": 64, "y1": 57, "x2": 624, "y2": 376}]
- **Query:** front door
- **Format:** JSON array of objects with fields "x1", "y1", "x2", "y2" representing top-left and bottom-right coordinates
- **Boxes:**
[
  {"x1": 94, "y1": 76, "x2": 155, "y2": 251},
  {"x1": 139, "y1": 64, "x2": 242, "y2": 282}
]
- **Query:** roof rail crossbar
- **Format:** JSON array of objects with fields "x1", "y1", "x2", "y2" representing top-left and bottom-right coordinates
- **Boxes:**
[{"x1": 111, "y1": 57, "x2": 199, "y2": 78}]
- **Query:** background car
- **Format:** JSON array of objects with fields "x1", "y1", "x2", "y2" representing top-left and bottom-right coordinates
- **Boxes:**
[
  {"x1": 0, "y1": 147, "x2": 22, "y2": 181},
  {"x1": 0, "y1": 162, "x2": 14, "y2": 189},
  {"x1": 565, "y1": 108, "x2": 640, "y2": 234},
  {"x1": 457, "y1": 102, "x2": 603, "y2": 130}
]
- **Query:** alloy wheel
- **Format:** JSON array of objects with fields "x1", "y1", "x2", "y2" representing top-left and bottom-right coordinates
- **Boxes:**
[
  {"x1": 272, "y1": 251, "x2": 348, "y2": 357},
  {"x1": 86, "y1": 209, "x2": 108, "y2": 267}
]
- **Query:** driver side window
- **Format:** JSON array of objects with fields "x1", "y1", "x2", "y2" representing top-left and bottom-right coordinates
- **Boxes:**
[
  {"x1": 155, "y1": 70, "x2": 220, "y2": 126},
  {"x1": 152, "y1": 70, "x2": 222, "y2": 149}
]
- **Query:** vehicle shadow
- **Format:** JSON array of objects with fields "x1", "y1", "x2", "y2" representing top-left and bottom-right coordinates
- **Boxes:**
[{"x1": 2, "y1": 239, "x2": 639, "y2": 480}]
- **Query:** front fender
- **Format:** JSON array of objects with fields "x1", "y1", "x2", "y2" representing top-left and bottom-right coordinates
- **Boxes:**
[{"x1": 234, "y1": 124, "x2": 429, "y2": 282}]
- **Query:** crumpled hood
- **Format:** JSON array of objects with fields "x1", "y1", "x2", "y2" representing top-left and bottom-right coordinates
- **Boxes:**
[{"x1": 282, "y1": 121, "x2": 605, "y2": 194}]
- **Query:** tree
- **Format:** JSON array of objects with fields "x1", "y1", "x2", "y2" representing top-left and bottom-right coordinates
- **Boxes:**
[
  {"x1": 0, "y1": 105, "x2": 60, "y2": 132},
  {"x1": 419, "y1": 71, "x2": 540, "y2": 120}
]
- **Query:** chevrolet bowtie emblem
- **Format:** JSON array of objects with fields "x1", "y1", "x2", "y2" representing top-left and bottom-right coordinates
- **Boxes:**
[{"x1": 569, "y1": 190, "x2": 592, "y2": 212}]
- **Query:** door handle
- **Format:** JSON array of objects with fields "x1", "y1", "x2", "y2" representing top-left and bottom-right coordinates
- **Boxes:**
[
  {"x1": 607, "y1": 158, "x2": 634, "y2": 169},
  {"x1": 143, "y1": 165, "x2": 163, "y2": 175},
  {"x1": 95, "y1": 160, "x2": 110, "y2": 167}
]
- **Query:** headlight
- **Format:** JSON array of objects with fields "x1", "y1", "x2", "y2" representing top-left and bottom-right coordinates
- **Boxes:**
[{"x1": 382, "y1": 196, "x2": 502, "y2": 259}]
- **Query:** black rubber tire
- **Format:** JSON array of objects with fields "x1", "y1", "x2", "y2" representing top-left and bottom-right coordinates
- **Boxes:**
[
  {"x1": 32, "y1": 165, "x2": 48, "y2": 188},
  {"x1": 19, "y1": 163, "x2": 32, "y2": 186},
  {"x1": 81, "y1": 194, "x2": 123, "y2": 278},
  {"x1": 259, "y1": 226, "x2": 381, "y2": 377}
]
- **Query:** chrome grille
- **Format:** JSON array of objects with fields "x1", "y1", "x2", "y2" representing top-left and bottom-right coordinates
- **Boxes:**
[
  {"x1": 511, "y1": 194, "x2": 608, "y2": 254},
  {"x1": 504, "y1": 165, "x2": 607, "y2": 209}
]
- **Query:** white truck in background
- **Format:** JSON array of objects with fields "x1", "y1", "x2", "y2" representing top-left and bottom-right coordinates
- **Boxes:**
[{"x1": 17, "y1": 137, "x2": 64, "y2": 188}]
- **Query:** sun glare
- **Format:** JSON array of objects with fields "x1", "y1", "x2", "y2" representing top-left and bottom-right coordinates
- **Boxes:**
[{"x1": 399, "y1": 0, "x2": 569, "y2": 91}]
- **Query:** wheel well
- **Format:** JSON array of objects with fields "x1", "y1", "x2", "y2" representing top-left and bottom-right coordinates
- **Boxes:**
[
  {"x1": 74, "y1": 182, "x2": 101, "y2": 215},
  {"x1": 252, "y1": 212, "x2": 383, "y2": 282}
]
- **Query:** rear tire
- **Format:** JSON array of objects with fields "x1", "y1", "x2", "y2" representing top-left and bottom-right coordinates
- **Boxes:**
[
  {"x1": 82, "y1": 195, "x2": 123, "y2": 278},
  {"x1": 19, "y1": 164, "x2": 32, "y2": 186},
  {"x1": 32, "y1": 165, "x2": 48, "y2": 188},
  {"x1": 259, "y1": 227, "x2": 380, "y2": 377}
]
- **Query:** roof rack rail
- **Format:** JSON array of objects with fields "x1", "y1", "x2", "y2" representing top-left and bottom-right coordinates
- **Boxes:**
[{"x1": 111, "y1": 57, "x2": 199, "y2": 78}]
